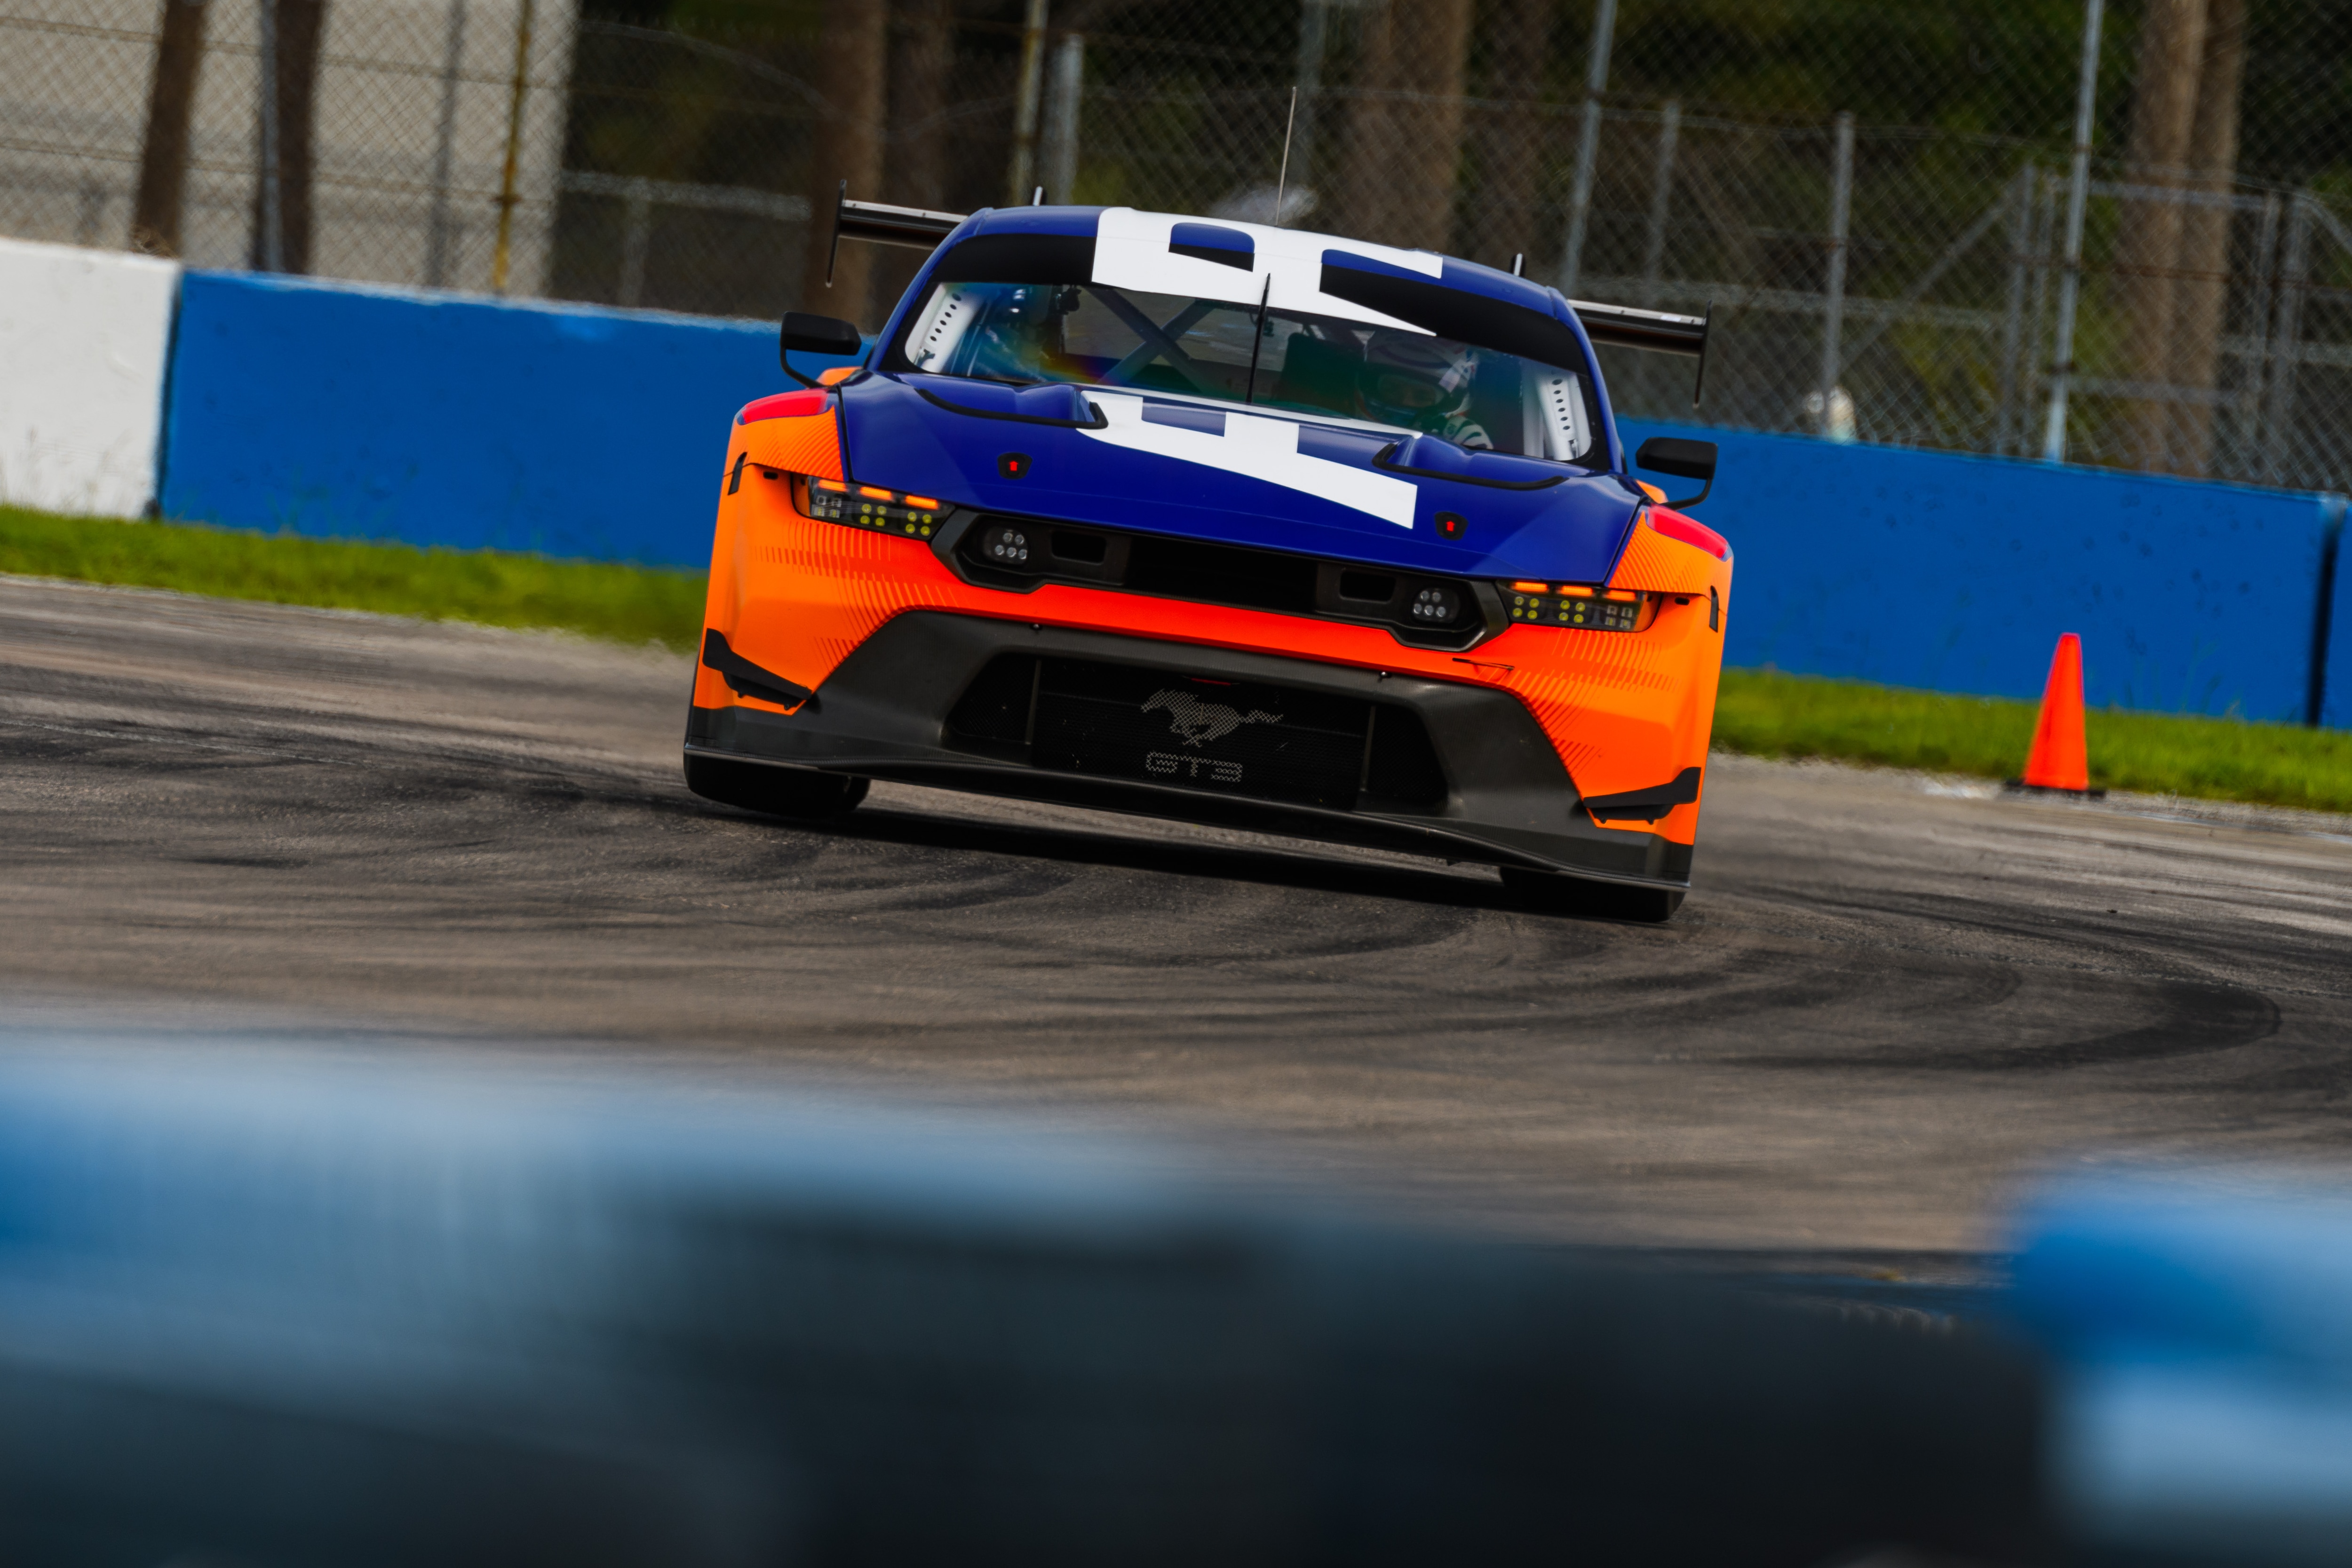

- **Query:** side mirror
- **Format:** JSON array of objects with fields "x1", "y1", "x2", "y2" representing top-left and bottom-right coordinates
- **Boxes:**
[
  {"x1": 1634, "y1": 436, "x2": 1716, "y2": 509},
  {"x1": 780, "y1": 311, "x2": 865, "y2": 388}
]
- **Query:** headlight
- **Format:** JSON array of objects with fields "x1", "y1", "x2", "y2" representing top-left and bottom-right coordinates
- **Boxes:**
[
  {"x1": 977, "y1": 522, "x2": 1036, "y2": 567},
  {"x1": 1503, "y1": 583, "x2": 1652, "y2": 633},
  {"x1": 801, "y1": 479, "x2": 942, "y2": 539},
  {"x1": 1407, "y1": 584, "x2": 1462, "y2": 624}
]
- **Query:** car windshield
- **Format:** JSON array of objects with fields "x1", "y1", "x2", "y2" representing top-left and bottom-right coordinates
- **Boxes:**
[{"x1": 895, "y1": 280, "x2": 1601, "y2": 465}]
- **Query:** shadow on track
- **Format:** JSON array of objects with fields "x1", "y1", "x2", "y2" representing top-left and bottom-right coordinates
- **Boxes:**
[{"x1": 689, "y1": 797, "x2": 1686, "y2": 927}]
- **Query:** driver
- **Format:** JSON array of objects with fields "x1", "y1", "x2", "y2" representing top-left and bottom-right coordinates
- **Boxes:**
[{"x1": 1356, "y1": 335, "x2": 1492, "y2": 450}]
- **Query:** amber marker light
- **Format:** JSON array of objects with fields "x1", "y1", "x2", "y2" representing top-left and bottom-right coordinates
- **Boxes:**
[
  {"x1": 798, "y1": 479, "x2": 943, "y2": 540},
  {"x1": 1502, "y1": 581, "x2": 1654, "y2": 632}
]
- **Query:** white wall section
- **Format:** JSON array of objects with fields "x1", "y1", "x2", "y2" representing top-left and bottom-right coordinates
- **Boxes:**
[{"x1": 0, "y1": 236, "x2": 179, "y2": 517}]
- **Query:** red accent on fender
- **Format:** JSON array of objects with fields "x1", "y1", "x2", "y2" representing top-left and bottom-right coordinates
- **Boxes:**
[
  {"x1": 1648, "y1": 507, "x2": 1729, "y2": 560},
  {"x1": 738, "y1": 389, "x2": 831, "y2": 424}
]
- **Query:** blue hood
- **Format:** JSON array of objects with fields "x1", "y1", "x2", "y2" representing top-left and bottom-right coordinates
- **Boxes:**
[{"x1": 838, "y1": 371, "x2": 1641, "y2": 583}]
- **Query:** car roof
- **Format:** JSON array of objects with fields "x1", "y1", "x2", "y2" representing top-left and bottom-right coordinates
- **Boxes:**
[{"x1": 950, "y1": 203, "x2": 1569, "y2": 327}]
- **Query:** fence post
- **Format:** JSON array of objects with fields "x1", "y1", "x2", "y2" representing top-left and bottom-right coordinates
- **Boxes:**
[
  {"x1": 1557, "y1": 0, "x2": 1618, "y2": 296},
  {"x1": 1819, "y1": 111, "x2": 1854, "y2": 421},
  {"x1": 1993, "y1": 164, "x2": 2034, "y2": 456},
  {"x1": 490, "y1": 0, "x2": 535, "y2": 295},
  {"x1": 2025, "y1": 171, "x2": 2058, "y2": 445},
  {"x1": 2235, "y1": 190, "x2": 2281, "y2": 471},
  {"x1": 1289, "y1": 0, "x2": 1331, "y2": 207},
  {"x1": 1638, "y1": 99, "x2": 1680, "y2": 306},
  {"x1": 2042, "y1": 0, "x2": 2105, "y2": 463},
  {"x1": 1039, "y1": 32, "x2": 1084, "y2": 204},
  {"x1": 1005, "y1": 0, "x2": 1050, "y2": 205},
  {"x1": 254, "y1": 0, "x2": 283, "y2": 272},
  {"x1": 425, "y1": 0, "x2": 468, "y2": 289},
  {"x1": 2260, "y1": 193, "x2": 2313, "y2": 483},
  {"x1": 616, "y1": 177, "x2": 652, "y2": 307}
]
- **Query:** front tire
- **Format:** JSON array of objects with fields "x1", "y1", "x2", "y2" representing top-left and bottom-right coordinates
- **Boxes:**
[
  {"x1": 1500, "y1": 866, "x2": 1684, "y2": 923},
  {"x1": 685, "y1": 754, "x2": 869, "y2": 820}
]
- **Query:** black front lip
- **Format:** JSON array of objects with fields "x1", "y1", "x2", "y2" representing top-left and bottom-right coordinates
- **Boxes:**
[{"x1": 685, "y1": 612, "x2": 1693, "y2": 889}]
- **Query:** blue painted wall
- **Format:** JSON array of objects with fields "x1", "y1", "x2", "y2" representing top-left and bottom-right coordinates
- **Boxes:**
[
  {"x1": 159, "y1": 272, "x2": 854, "y2": 569},
  {"x1": 148, "y1": 272, "x2": 2343, "y2": 724},
  {"x1": 1622, "y1": 420, "x2": 2343, "y2": 724}
]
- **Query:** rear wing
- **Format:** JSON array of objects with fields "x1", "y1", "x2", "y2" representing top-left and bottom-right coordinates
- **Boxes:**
[{"x1": 827, "y1": 185, "x2": 1714, "y2": 406}]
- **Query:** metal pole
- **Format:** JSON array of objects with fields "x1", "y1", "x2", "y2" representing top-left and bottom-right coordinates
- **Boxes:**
[
  {"x1": 425, "y1": 0, "x2": 467, "y2": 288},
  {"x1": 616, "y1": 177, "x2": 651, "y2": 307},
  {"x1": 1039, "y1": 31, "x2": 1083, "y2": 204},
  {"x1": 2026, "y1": 171, "x2": 2057, "y2": 441},
  {"x1": 1290, "y1": 0, "x2": 1330, "y2": 208},
  {"x1": 1557, "y1": 0, "x2": 1618, "y2": 296},
  {"x1": 1005, "y1": 0, "x2": 1049, "y2": 206},
  {"x1": 255, "y1": 0, "x2": 284, "y2": 272},
  {"x1": 1637, "y1": 99, "x2": 1680, "y2": 307},
  {"x1": 1993, "y1": 162, "x2": 2034, "y2": 456},
  {"x1": 2261, "y1": 193, "x2": 2313, "y2": 484},
  {"x1": 1819, "y1": 111, "x2": 1854, "y2": 419},
  {"x1": 2236, "y1": 190, "x2": 2281, "y2": 472},
  {"x1": 2042, "y1": 0, "x2": 2106, "y2": 463}
]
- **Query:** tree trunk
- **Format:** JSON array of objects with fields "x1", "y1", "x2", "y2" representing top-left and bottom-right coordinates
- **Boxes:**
[
  {"x1": 869, "y1": 0, "x2": 955, "y2": 324},
  {"x1": 802, "y1": 0, "x2": 890, "y2": 325},
  {"x1": 133, "y1": 0, "x2": 208, "y2": 257},
  {"x1": 1337, "y1": 0, "x2": 1475, "y2": 252},
  {"x1": 2163, "y1": 0, "x2": 2246, "y2": 476},
  {"x1": 250, "y1": 0, "x2": 327, "y2": 274},
  {"x1": 2116, "y1": 0, "x2": 2209, "y2": 470},
  {"x1": 1466, "y1": 0, "x2": 1553, "y2": 270}
]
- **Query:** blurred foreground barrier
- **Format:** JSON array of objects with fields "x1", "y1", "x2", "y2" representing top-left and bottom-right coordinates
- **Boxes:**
[
  {"x1": 1623, "y1": 419, "x2": 2347, "y2": 726},
  {"x1": 156, "y1": 272, "x2": 860, "y2": 568},
  {"x1": 2016, "y1": 1172, "x2": 2352, "y2": 1568},
  {"x1": 0, "y1": 1047, "x2": 2048, "y2": 1568},
  {"x1": 0, "y1": 237, "x2": 177, "y2": 518}
]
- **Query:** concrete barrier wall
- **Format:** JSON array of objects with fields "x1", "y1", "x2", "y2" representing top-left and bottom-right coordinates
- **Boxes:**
[
  {"x1": 159, "y1": 271, "x2": 857, "y2": 568},
  {"x1": 0, "y1": 237, "x2": 179, "y2": 518},
  {"x1": 1621, "y1": 419, "x2": 2344, "y2": 725}
]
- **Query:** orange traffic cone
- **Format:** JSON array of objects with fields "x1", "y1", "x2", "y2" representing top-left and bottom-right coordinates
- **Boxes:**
[{"x1": 2018, "y1": 633, "x2": 2091, "y2": 793}]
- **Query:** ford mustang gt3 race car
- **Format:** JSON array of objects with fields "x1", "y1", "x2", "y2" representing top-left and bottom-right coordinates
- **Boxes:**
[{"x1": 684, "y1": 198, "x2": 1731, "y2": 920}]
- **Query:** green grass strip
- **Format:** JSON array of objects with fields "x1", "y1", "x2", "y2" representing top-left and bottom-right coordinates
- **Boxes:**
[
  {"x1": 1715, "y1": 667, "x2": 2352, "y2": 815},
  {"x1": 0, "y1": 507, "x2": 706, "y2": 652}
]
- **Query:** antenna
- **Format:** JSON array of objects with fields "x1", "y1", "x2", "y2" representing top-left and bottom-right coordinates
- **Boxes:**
[
  {"x1": 1031, "y1": 185, "x2": 1045, "y2": 206},
  {"x1": 1511, "y1": 253, "x2": 1525, "y2": 277},
  {"x1": 1271, "y1": 86, "x2": 1298, "y2": 227}
]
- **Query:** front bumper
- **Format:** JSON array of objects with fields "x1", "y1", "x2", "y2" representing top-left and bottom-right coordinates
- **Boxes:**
[{"x1": 687, "y1": 610, "x2": 1694, "y2": 888}]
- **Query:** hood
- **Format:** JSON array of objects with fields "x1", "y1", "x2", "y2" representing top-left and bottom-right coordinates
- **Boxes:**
[{"x1": 838, "y1": 372, "x2": 1641, "y2": 584}]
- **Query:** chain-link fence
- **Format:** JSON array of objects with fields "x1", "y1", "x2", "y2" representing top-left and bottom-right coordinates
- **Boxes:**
[{"x1": 8, "y1": 0, "x2": 2352, "y2": 494}]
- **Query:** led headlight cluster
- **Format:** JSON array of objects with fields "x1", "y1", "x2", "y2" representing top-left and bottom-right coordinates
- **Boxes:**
[
  {"x1": 804, "y1": 479, "x2": 942, "y2": 539},
  {"x1": 1504, "y1": 584, "x2": 1646, "y2": 632},
  {"x1": 1408, "y1": 584, "x2": 1463, "y2": 624}
]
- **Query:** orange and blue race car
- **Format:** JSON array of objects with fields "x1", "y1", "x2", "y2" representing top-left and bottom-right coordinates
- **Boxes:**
[{"x1": 685, "y1": 196, "x2": 1729, "y2": 921}]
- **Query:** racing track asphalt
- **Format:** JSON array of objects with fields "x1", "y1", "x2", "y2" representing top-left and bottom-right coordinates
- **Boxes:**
[{"x1": 2, "y1": 573, "x2": 2349, "y2": 1253}]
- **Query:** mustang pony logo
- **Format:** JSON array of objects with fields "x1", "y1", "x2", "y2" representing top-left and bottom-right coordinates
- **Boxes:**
[{"x1": 1142, "y1": 689, "x2": 1281, "y2": 748}]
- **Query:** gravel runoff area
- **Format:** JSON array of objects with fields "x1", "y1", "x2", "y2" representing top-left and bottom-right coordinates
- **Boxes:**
[{"x1": 2, "y1": 573, "x2": 2348, "y2": 1255}]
